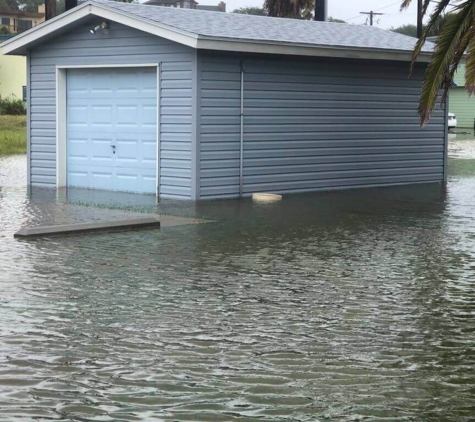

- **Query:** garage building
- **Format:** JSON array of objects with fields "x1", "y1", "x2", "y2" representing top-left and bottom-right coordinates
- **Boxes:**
[{"x1": 1, "y1": 0, "x2": 447, "y2": 200}]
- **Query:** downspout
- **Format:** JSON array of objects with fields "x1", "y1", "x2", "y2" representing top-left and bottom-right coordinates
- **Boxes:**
[{"x1": 239, "y1": 60, "x2": 244, "y2": 197}]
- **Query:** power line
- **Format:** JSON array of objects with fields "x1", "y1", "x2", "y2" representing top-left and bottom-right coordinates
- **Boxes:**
[
  {"x1": 347, "y1": 0, "x2": 401, "y2": 22},
  {"x1": 360, "y1": 11, "x2": 385, "y2": 26}
]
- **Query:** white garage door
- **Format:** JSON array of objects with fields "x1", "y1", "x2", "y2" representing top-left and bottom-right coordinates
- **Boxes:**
[{"x1": 66, "y1": 67, "x2": 157, "y2": 194}]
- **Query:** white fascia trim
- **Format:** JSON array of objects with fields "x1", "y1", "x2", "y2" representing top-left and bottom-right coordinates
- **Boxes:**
[
  {"x1": 90, "y1": 4, "x2": 198, "y2": 48},
  {"x1": 1, "y1": 2, "x2": 198, "y2": 55},
  {"x1": 196, "y1": 38, "x2": 432, "y2": 63}
]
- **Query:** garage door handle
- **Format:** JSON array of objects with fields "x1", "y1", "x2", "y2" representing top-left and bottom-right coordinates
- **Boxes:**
[{"x1": 111, "y1": 145, "x2": 116, "y2": 154}]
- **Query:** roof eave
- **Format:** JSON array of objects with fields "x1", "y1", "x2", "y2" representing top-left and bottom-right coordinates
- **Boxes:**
[
  {"x1": 196, "y1": 37, "x2": 432, "y2": 63},
  {"x1": 1, "y1": 0, "x2": 431, "y2": 63}
]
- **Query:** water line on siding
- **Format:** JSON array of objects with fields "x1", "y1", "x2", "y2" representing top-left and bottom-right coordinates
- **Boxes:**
[{"x1": 239, "y1": 61, "x2": 244, "y2": 197}]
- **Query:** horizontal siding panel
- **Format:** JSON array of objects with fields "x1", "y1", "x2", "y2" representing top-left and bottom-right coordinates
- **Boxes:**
[
  {"x1": 160, "y1": 176, "x2": 191, "y2": 187},
  {"x1": 200, "y1": 139, "x2": 444, "y2": 152},
  {"x1": 160, "y1": 113, "x2": 193, "y2": 124},
  {"x1": 160, "y1": 150, "x2": 192, "y2": 160},
  {"x1": 31, "y1": 53, "x2": 192, "y2": 67},
  {"x1": 244, "y1": 73, "x2": 425, "y2": 88},
  {"x1": 161, "y1": 80, "x2": 192, "y2": 90},
  {"x1": 201, "y1": 153, "x2": 444, "y2": 169},
  {"x1": 243, "y1": 82, "x2": 422, "y2": 95},
  {"x1": 241, "y1": 99, "x2": 421, "y2": 109},
  {"x1": 161, "y1": 133, "x2": 192, "y2": 143},
  {"x1": 203, "y1": 115, "x2": 443, "y2": 126},
  {"x1": 244, "y1": 91, "x2": 420, "y2": 102},
  {"x1": 161, "y1": 142, "x2": 192, "y2": 151},
  {"x1": 31, "y1": 159, "x2": 56, "y2": 168},
  {"x1": 32, "y1": 46, "x2": 187, "y2": 59},
  {"x1": 243, "y1": 60, "x2": 425, "y2": 80},
  {"x1": 201, "y1": 167, "x2": 442, "y2": 188},
  {"x1": 31, "y1": 144, "x2": 55, "y2": 153},
  {"x1": 35, "y1": 36, "x2": 175, "y2": 51},
  {"x1": 161, "y1": 124, "x2": 192, "y2": 134},
  {"x1": 161, "y1": 159, "x2": 193, "y2": 170},
  {"x1": 31, "y1": 167, "x2": 56, "y2": 176},
  {"x1": 31, "y1": 174, "x2": 56, "y2": 184},
  {"x1": 203, "y1": 123, "x2": 442, "y2": 134},
  {"x1": 241, "y1": 174, "x2": 442, "y2": 194},
  {"x1": 199, "y1": 53, "x2": 446, "y2": 199},
  {"x1": 161, "y1": 88, "x2": 193, "y2": 98},
  {"x1": 202, "y1": 159, "x2": 443, "y2": 178},
  {"x1": 31, "y1": 152, "x2": 55, "y2": 161},
  {"x1": 161, "y1": 168, "x2": 192, "y2": 178},
  {"x1": 203, "y1": 131, "x2": 442, "y2": 142},
  {"x1": 30, "y1": 98, "x2": 56, "y2": 106},
  {"x1": 160, "y1": 106, "x2": 192, "y2": 116}
]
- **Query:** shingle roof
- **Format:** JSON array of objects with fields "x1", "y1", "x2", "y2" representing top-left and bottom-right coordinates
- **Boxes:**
[
  {"x1": 96, "y1": 0, "x2": 432, "y2": 54},
  {"x1": 1, "y1": 0, "x2": 433, "y2": 60}
]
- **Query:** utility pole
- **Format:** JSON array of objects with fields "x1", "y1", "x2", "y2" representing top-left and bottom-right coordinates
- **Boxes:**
[
  {"x1": 360, "y1": 11, "x2": 384, "y2": 26},
  {"x1": 417, "y1": 0, "x2": 423, "y2": 38},
  {"x1": 45, "y1": 0, "x2": 56, "y2": 20},
  {"x1": 314, "y1": 0, "x2": 328, "y2": 21}
]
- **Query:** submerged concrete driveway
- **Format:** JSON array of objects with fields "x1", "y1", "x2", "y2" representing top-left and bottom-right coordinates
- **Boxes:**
[{"x1": 1, "y1": 156, "x2": 209, "y2": 238}]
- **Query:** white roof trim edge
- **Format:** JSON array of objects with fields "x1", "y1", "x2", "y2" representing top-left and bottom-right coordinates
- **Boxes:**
[
  {"x1": 197, "y1": 37, "x2": 431, "y2": 63},
  {"x1": 1, "y1": 1, "x2": 198, "y2": 55}
]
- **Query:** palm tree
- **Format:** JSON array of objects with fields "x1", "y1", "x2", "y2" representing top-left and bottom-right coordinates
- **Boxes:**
[
  {"x1": 264, "y1": 0, "x2": 314, "y2": 19},
  {"x1": 401, "y1": 0, "x2": 475, "y2": 125}
]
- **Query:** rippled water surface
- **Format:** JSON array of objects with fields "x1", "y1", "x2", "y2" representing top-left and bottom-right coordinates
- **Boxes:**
[{"x1": 1, "y1": 151, "x2": 475, "y2": 421}]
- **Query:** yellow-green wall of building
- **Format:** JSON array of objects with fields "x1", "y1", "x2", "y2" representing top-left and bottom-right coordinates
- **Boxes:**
[
  {"x1": 451, "y1": 64, "x2": 475, "y2": 128},
  {"x1": 0, "y1": 44, "x2": 26, "y2": 100}
]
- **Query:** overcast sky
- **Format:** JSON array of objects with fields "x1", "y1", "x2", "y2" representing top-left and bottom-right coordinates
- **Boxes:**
[{"x1": 198, "y1": 0, "x2": 438, "y2": 30}]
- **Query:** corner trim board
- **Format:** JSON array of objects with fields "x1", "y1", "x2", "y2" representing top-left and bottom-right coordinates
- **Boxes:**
[
  {"x1": 190, "y1": 51, "x2": 200, "y2": 201},
  {"x1": 56, "y1": 67, "x2": 67, "y2": 188},
  {"x1": 26, "y1": 49, "x2": 31, "y2": 186}
]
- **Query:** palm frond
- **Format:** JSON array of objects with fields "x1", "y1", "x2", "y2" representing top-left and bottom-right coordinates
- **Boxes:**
[
  {"x1": 410, "y1": 0, "x2": 452, "y2": 71},
  {"x1": 400, "y1": 0, "x2": 432, "y2": 14},
  {"x1": 418, "y1": 1, "x2": 475, "y2": 124},
  {"x1": 400, "y1": 0, "x2": 412, "y2": 10}
]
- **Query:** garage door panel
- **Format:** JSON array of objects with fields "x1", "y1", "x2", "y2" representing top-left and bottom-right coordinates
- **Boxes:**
[{"x1": 67, "y1": 67, "x2": 157, "y2": 194}]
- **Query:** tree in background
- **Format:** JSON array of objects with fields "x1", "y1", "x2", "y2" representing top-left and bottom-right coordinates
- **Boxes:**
[
  {"x1": 232, "y1": 6, "x2": 267, "y2": 15},
  {"x1": 392, "y1": 24, "x2": 418, "y2": 37},
  {"x1": 391, "y1": 14, "x2": 454, "y2": 38},
  {"x1": 264, "y1": 0, "x2": 314, "y2": 19},
  {"x1": 0, "y1": 0, "x2": 64, "y2": 12},
  {"x1": 327, "y1": 17, "x2": 346, "y2": 23},
  {"x1": 399, "y1": 0, "x2": 472, "y2": 125},
  {"x1": 0, "y1": 0, "x2": 20, "y2": 10}
]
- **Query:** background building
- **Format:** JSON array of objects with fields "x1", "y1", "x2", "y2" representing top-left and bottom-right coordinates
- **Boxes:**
[
  {"x1": 144, "y1": 0, "x2": 226, "y2": 12},
  {"x1": 0, "y1": 38, "x2": 26, "y2": 100},
  {"x1": 0, "y1": 5, "x2": 45, "y2": 34},
  {"x1": 450, "y1": 64, "x2": 475, "y2": 129}
]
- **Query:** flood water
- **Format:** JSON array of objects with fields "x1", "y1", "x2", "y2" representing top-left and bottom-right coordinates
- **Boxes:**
[{"x1": 1, "y1": 138, "x2": 475, "y2": 421}]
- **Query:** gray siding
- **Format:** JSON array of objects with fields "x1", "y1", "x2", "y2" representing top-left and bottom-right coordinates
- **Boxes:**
[
  {"x1": 29, "y1": 20, "x2": 194, "y2": 199},
  {"x1": 199, "y1": 53, "x2": 446, "y2": 199}
]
